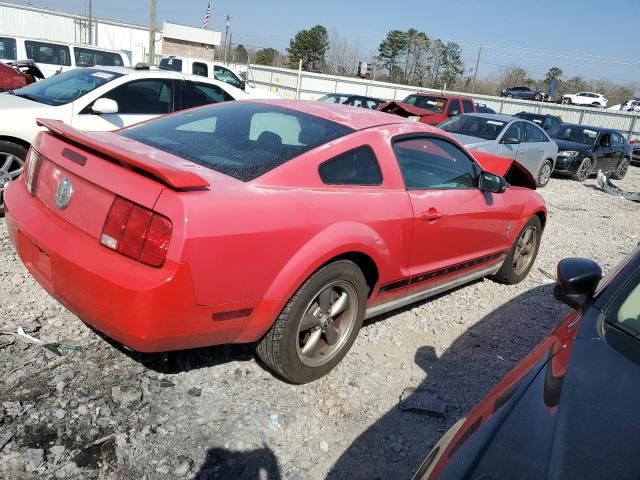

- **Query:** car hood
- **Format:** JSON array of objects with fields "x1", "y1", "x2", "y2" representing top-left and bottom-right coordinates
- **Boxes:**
[
  {"x1": 378, "y1": 101, "x2": 441, "y2": 118},
  {"x1": 553, "y1": 139, "x2": 592, "y2": 153},
  {"x1": 0, "y1": 92, "x2": 53, "y2": 112},
  {"x1": 450, "y1": 133, "x2": 496, "y2": 149}
]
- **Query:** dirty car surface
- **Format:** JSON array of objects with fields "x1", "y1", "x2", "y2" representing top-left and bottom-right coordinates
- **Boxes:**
[{"x1": 4, "y1": 99, "x2": 546, "y2": 384}]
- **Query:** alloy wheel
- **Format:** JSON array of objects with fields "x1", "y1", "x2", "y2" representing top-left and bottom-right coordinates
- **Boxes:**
[
  {"x1": 296, "y1": 280, "x2": 359, "y2": 367},
  {"x1": 0, "y1": 152, "x2": 24, "y2": 210},
  {"x1": 576, "y1": 158, "x2": 592, "y2": 181},
  {"x1": 538, "y1": 162, "x2": 552, "y2": 187},
  {"x1": 616, "y1": 158, "x2": 630, "y2": 179},
  {"x1": 513, "y1": 226, "x2": 538, "y2": 275}
]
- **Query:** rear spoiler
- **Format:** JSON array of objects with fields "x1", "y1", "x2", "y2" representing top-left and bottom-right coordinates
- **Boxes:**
[{"x1": 36, "y1": 119, "x2": 210, "y2": 189}]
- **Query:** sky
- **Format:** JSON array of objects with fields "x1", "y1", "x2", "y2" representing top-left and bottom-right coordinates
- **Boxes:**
[{"x1": 14, "y1": 0, "x2": 640, "y2": 83}]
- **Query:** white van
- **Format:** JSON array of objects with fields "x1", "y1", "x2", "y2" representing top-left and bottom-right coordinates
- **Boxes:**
[
  {"x1": 0, "y1": 35, "x2": 131, "y2": 77},
  {"x1": 158, "y1": 56, "x2": 279, "y2": 99}
]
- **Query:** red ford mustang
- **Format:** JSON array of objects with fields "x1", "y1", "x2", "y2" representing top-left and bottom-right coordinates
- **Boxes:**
[{"x1": 4, "y1": 100, "x2": 546, "y2": 383}]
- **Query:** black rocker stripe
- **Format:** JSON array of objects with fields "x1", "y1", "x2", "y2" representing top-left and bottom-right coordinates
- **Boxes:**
[{"x1": 379, "y1": 251, "x2": 508, "y2": 294}]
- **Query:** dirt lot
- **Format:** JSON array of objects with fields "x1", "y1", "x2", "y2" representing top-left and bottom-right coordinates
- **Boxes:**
[{"x1": 1, "y1": 169, "x2": 640, "y2": 480}]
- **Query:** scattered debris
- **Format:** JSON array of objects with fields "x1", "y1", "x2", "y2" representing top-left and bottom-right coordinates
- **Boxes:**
[
  {"x1": 187, "y1": 387, "x2": 202, "y2": 397},
  {"x1": 0, "y1": 430, "x2": 15, "y2": 452},
  {"x1": 399, "y1": 387, "x2": 447, "y2": 416}
]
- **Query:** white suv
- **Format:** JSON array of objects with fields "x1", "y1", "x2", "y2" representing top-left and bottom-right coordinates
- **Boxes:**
[
  {"x1": 0, "y1": 65, "x2": 252, "y2": 214},
  {"x1": 562, "y1": 92, "x2": 608, "y2": 108}
]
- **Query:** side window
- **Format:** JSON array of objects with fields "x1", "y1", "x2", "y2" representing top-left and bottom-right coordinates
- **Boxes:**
[
  {"x1": 351, "y1": 98, "x2": 363, "y2": 108},
  {"x1": 461, "y1": 100, "x2": 474, "y2": 113},
  {"x1": 25, "y1": 40, "x2": 71, "y2": 66},
  {"x1": 74, "y1": 48, "x2": 123, "y2": 67},
  {"x1": 319, "y1": 146, "x2": 383, "y2": 186},
  {"x1": 192, "y1": 62, "x2": 208, "y2": 77},
  {"x1": 605, "y1": 272, "x2": 640, "y2": 340},
  {"x1": 102, "y1": 79, "x2": 173, "y2": 114},
  {"x1": 0, "y1": 37, "x2": 17, "y2": 60},
  {"x1": 447, "y1": 99, "x2": 461, "y2": 115},
  {"x1": 214, "y1": 66, "x2": 242, "y2": 89},
  {"x1": 612, "y1": 133, "x2": 624, "y2": 146},
  {"x1": 503, "y1": 122, "x2": 524, "y2": 142},
  {"x1": 599, "y1": 133, "x2": 611, "y2": 147},
  {"x1": 182, "y1": 81, "x2": 231, "y2": 109},
  {"x1": 524, "y1": 123, "x2": 546, "y2": 143},
  {"x1": 393, "y1": 137, "x2": 477, "y2": 190},
  {"x1": 364, "y1": 99, "x2": 378, "y2": 109}
]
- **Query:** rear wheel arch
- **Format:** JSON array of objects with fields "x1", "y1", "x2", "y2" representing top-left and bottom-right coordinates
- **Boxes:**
[
  {"x1": 319, "y1": 251, "x2": 379, "y2": 297},
  {"x1": 534, "y1": 210, "x2": 547, "y2": 230},
  {"x1": 0, "y1": 136, "x2": 31, "y2": 154}
]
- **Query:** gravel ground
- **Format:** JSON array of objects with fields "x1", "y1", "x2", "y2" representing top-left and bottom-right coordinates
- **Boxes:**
[{"x1": 1, "y1": 168, "x2": 640, "y2": 480}]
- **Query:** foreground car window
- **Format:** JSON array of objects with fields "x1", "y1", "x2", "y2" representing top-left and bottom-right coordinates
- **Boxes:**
[
  {"x1": 393, "y1": 137, "x2": 477, "y2": 190},
  {"x1": 439, "y1": 115, "x2": 507, "y2": 141},
  {"x1": 606, "y1": 272, "x2": 640, "y2": 339},
  {"x1": 319, "y1": 146, "x2": 383, "y2": 186},
  {"x1": 120, "y1": 102, "x2": 354, "y2": 181},
  {"x1": 12, "y1": 68, "x2": 123, "y2": 106}
]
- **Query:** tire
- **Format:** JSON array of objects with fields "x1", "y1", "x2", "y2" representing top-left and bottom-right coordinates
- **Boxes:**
[
  {"x1": 611, "y1": 157, "x2": 630, "y2": 180},
  {"x1": 0, "y1": 141, "x2": 28, "y2": 217},
  {"x1": 534, "y1": 93, "x2": 543, "y2": 101},
  {"x1": 256, "y1": 260, "x2": 368, "y2": 384},
  {"x1": 563, "y1": 98, "x2": 571, "y2": 105},
  {"x1": 491, "y1": 216, "x2": 542, "y2": 285},
  {"x1": 536, "y1": 159, "x2": 553, "y2": 187},
  {"x1": 572, "y1": 157, "x2": 593, "y2": 182},
  {"x1": 591, "y1": 102, "x2": 600, "y2": 107},
  {"x1": 506, "y1": 94, "x2": 513, "y2": 98}
]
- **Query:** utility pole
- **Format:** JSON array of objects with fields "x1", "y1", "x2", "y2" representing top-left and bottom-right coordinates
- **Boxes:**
[
  {"x1": 472, "y1": 45, "x2": 482, "y2": 92},
  {"x1": 223, "y1": 14, "x2": 231, "y2": 64},
  {"x1": 227, "y1": 33, "x2": 232, "y2": 65},
  {"x1": 148, "y1": 0, "x2": 157, "y2": 65},
  {"x1": 87, "y1": 0, "x2": 92, "y2": 45}
]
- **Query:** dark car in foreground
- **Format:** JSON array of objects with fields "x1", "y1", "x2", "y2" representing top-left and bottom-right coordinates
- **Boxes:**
[
  {"x1": 414, "y1": 244, "x2": 640, "y2": 480},
  {"x1": 548, "y1": 124, "x2": 632, "y2": 181},
  {"x1": 513, "y1": 112, "x2": 561, "y2": 131},
  {"x1": 317, "y1": 93, "x2": 385, "y2": 110},
  {"x1": 501, "y1": 86, "x2": 546, "y2": 101}
]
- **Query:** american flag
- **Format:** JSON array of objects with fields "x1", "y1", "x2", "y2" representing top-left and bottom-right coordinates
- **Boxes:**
[{"x1": 202, "y1": 1, "x2": 211, "y2": 29}]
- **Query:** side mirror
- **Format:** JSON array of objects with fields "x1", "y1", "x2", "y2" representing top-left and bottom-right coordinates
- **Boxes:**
[
  {"x1": 91, "y1": 98, "x2": 119, "y2": 114},
  {"x1": 553, "y1": 258, "x2": 602, "y2": 310},
  {"x1": 240, "y1": 80, "x2": 246, "y2": 91},
  {"x1": 501, "y1": 136, "x2": 520, "y2": 145},
  {"x1": 478, "y1": 171, "x2": 507, "y2": 193},
  {"x1": 449, "y1": 110, "x2": 459, "y2": 116}
]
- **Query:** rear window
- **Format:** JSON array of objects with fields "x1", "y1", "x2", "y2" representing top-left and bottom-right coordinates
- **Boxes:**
[
  {"x1": 0, "y1": 37, "x2": 17, "y2": 60},
  {"x1": 402, "y1": 95, "x2": 447, "y2": 113},
  {"x1": 159, "y1": 58, "x2": 182, "y2": 72},
  {"x1": 119, "y1": 102, "x2": 354, "y2": 182},
  {"x1": 74, "y1": 47, "x2": 124, "y2": 67}
]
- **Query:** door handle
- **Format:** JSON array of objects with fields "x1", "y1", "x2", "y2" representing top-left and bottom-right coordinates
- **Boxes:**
[{"x1": 419, "y1": 208, "x2": 442, "y2": 222}]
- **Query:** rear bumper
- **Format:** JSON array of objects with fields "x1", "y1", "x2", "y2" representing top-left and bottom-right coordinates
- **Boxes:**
[{"x1": 4, "y1": 179, "x2": 280, "y2": 352}]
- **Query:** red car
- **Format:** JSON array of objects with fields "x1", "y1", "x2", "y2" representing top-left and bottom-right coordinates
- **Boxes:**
[
  {"x1": 0, "y1": 60, "x2": 44, "y2": 92},
  {"x1": 379, "y1": 93, "x2": 476, "y2": 125},
  {"x1": 5, "y1": 100, "x2": 546, "y2": 383}
]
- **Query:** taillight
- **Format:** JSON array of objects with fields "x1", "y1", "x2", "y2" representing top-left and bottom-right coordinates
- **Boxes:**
[
  {"x1": 23, "y1": 147, "x2": 43, "y2": 195},
  {"x1": 100, "y1": 196, "x2": 172, "y2": 267}
]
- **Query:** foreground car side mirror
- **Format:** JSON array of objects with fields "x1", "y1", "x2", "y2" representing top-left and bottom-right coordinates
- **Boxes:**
[
  {"x1": 501, "y1": 136, "x2": 520, "y2": 145},
  {"x1": 91, "y1": 98, "x2": 119, "y2": 115},
  {"x1": 553, "y1": 258, "x2": 602, "y2": 310},
  {"x1": 478, "y1": 171, "x2": 507, "y2": 193}
]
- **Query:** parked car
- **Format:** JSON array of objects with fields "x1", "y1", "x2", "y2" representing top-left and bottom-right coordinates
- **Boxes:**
[
  {"x1": 438, "y1": 113, "x2": 558, "y2": 187},
  {"x1": 0, "y1": 35, "x2": 130, "y2": 77},
  {"x1": 378, "y1": 93, "x2": 476, "y2": 125},
  {"x1": 158, "y1": 56, "x2": 279, "y2": 99},
  {"x1": 317, "y1": 93, "x2": 385, "y2": 110},
  {"x1": 548, "y1": 124, "x2": 631, "y2": 181},
  {"x1": 0, "y1": 65, "x2": 252, "y2": 215},
  {"x1": 5, "y1": 100, "x2": 547, "y2": 384},
  {"x1": 413, "y1": 245, "x2": 640, "y2": 480},
  {"x1": 607, "y1": 99, "x2": 640, "y2": 112},
  {"x1": 500, "y1": 86, "x2": 546, "y2": 101},
  {"x1": 0, "y1": 59, "x2": 44, "y2": 92},
  {"x1": 630, "y1": 139, "x2": 640, "y2": 164},
  {"x1": 475, "y1": 103, "x2": 496, "y2": 114},
  {"x1": 513, "y1": 112, "x2": 562, "y2": 131},
  {"x1": 562, "y1": 92, "x2": 608, "y2": 108}
]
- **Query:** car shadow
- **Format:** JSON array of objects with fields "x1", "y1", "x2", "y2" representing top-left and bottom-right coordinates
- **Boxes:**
[
  {"x1": 327, "y1": 282, "x2": 569, "y2": 480},
  {"x1": 194, "y1": 446, "x2": 281, "y2": 479}
]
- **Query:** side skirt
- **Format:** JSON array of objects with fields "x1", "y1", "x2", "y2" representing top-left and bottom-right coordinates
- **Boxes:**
[{"x1": 364, "y1": 262, "x2": 503, "y2": 320}]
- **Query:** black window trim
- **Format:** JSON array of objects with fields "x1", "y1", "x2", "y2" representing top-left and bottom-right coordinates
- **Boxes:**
[
  {"x1": 390, "y1": 133, "x2": 481, "y2": 191},
  {"x1": 318, "y1": 144, "x2": 384, "y2": 187},
  {"x1": 81, "y1": 77, "x2": 176, "y2": 115}
]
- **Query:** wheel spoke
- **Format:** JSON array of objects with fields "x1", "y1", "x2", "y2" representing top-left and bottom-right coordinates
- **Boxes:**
[
  {"x1": 318, "y1": 287, "x2": 333, "y2": 313},
  {"x1": 10, "y1": 167, "x2": 23, "y2": 179},
  {"x1": 301, "y1": 329, "x2": 322, "y2": 355},
  {"x1": 329, "y1": 292, "x2": 349, "y2": 318},
  {"x1": 300, "y1": 313, "x2": 320, "y2": 332},
  {"x1": 324, "y1": 324, "x2": 341, "y2": 346},
  {"x1": 521, "y1": 229, "x2": 532, "y2": 244},
  {"x1": 1, "y1": 154, "x2": 12, "y2": 172}
]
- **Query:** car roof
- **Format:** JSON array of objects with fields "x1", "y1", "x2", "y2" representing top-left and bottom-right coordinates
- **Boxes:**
[
  {"x1": 251, "y1": 99, "x2": 407, "y2": 130},
  {"x1": 559, "y1": 123, "x2": 617, "y2": 133},
  {"x1": 460, "y1": 112, "x2": 515, "y2": 122},
  {"x1": 410, "y1": 92, "x2": 472, "y2": 99}
]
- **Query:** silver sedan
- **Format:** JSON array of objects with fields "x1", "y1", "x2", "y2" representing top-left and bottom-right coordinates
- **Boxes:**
[{"x1": 438, "y1": 113, "x2": 558, "y2": 187}]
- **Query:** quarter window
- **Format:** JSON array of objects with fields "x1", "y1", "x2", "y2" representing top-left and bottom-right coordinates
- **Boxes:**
[
  {"x1": 461, "y1": 100, "x2": 474, "y2": 113},
  {"x1": 524, "y1": 123, "x2": 546, "y2": 143},
  {"x1": 447, "y1": 99, "x2": 461, "y2": 115},
  {"x1": 25, "y1": 40, "x2": 71, "y2": 66},
  {"x1": 393, "y1": 137, "x2": 477, "y2": 190},
  {"x1": 102, "y1": 79, "x2": 173, "y2": 114},
  {"x1": 0, "y1": 37, "x2": 17, "y2": 60},
  {"x1": 319, "y1": 146, "x2": 383, "y2": 186}
]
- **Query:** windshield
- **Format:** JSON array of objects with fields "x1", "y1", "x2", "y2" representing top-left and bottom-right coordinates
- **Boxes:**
[
  {"x1": 402, "y1": 95, "x2": 447, "y2": 113},
  {"x1": 119, "y1": 102, "x2": 354, "y2": 182},
  {"x1": 439, "y1": 115, "x2": 507, "y2": 141},
  {"x1": 12, "y1": 68, "x2": 123, "y2": 106},
  {"x1": 318, "y1": 94, "x2": 350, "y2": 104},
  {"x1": 548, "y1": 126, "x2": 598, "y2": 145}
]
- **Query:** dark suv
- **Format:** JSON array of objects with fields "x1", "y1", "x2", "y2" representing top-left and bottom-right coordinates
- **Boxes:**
[
  {"x1": 501, "y1": 86, "x2": 546, "y2": 101},
  {"x1": 514, "y1": 112, "x2": 562, "y2": 131}
]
